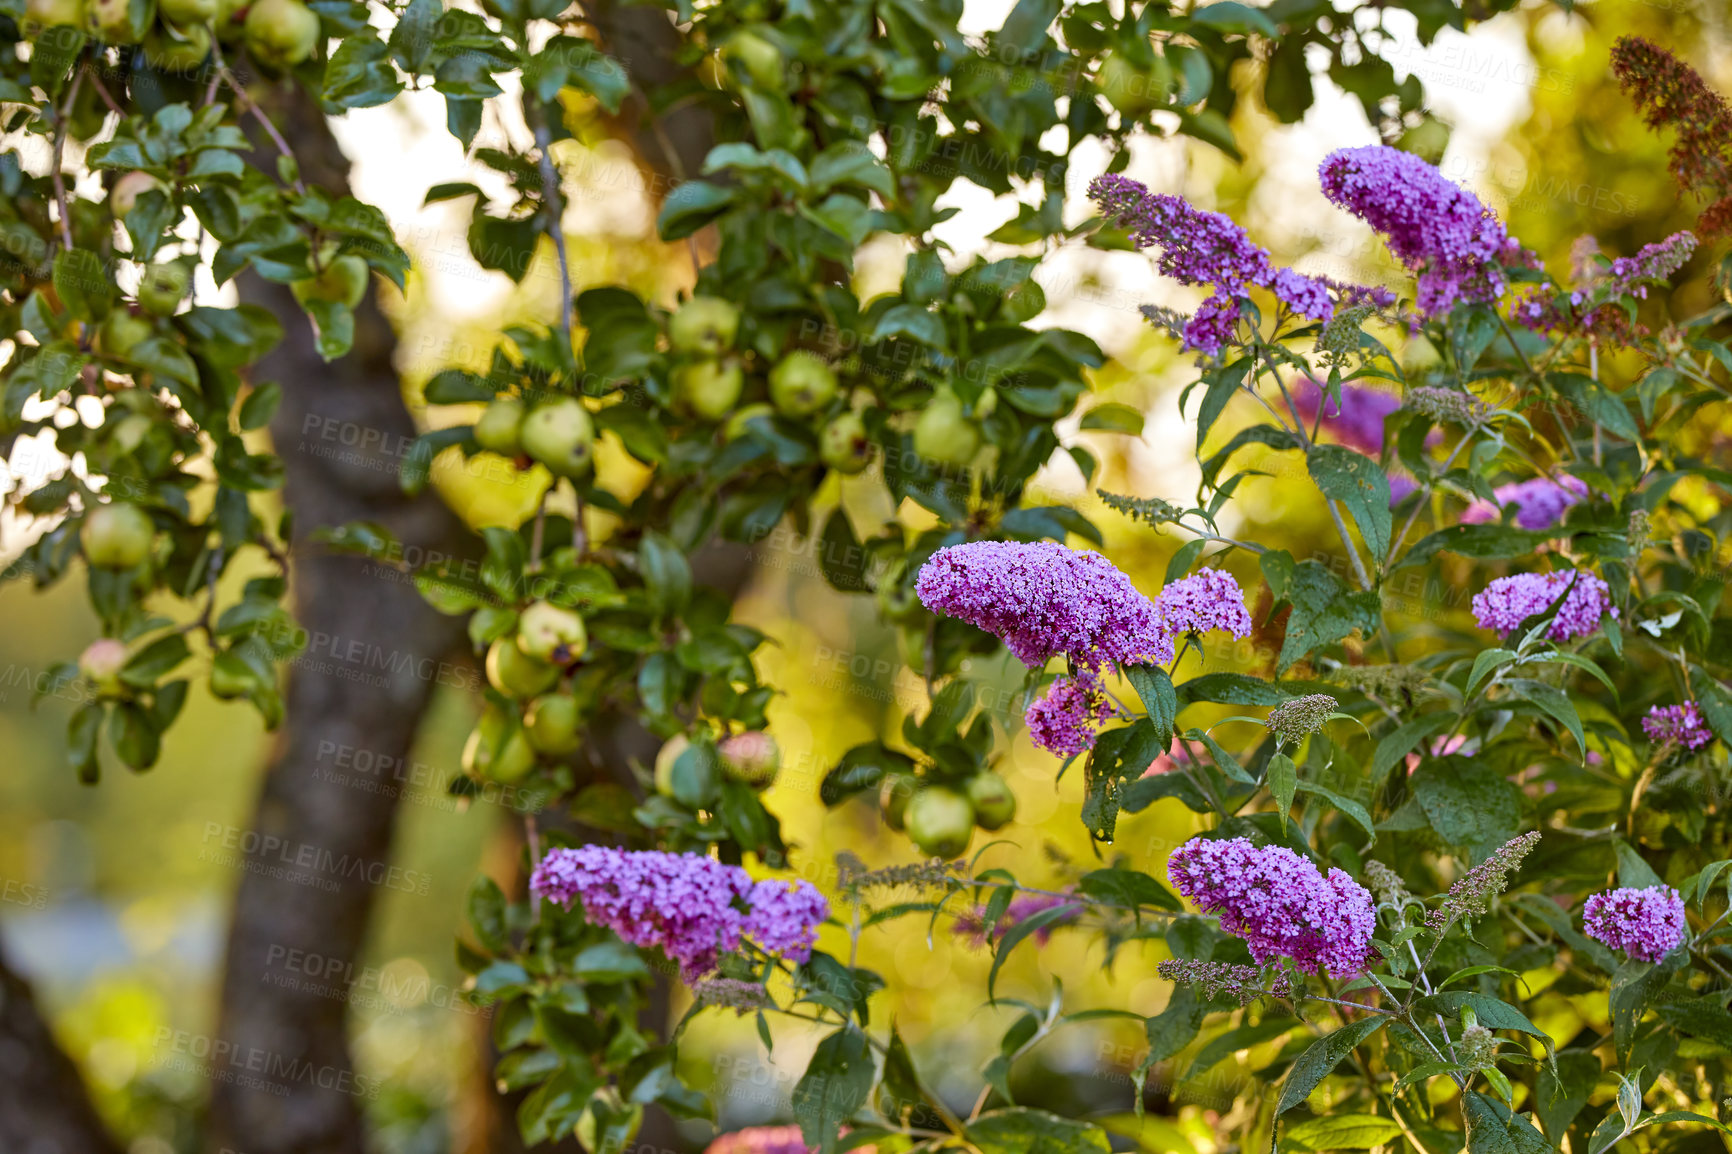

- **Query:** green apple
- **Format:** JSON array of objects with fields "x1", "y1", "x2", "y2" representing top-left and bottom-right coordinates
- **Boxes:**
[
  {"x1": 88, "y1": 0, "x2": 151, "y2": 45},
  {"x1": 720, "y1": 29, "x2": 783, "y2": 91},
  {"x1": 25, "y1": 0, "x2": 86, "y2": 28},
  {"x1": 98, "y1": 310, "x2": 153, "y2": 360},
  {"x1": 653, "y1": 734, "x2": 690, "y2": 797},
  {"x1": 719, "y1": 731, "x2": 779, "y2": 789},
  {"x1": 487, "y1": 728, "x2": 537, "y2": 783},
  {"x1": 722, "y1": 401, "x2": 774, "y2": 441},
  {"x1": 461, "y1": 703, "x2": 510, "y2": 775},
  {"x1": 1097, "y1": 51, "x2": 1171, "y2": 117},
  {"x1": 485, "y1": 637, "x2": 558, "y2": 699},
  {"x1": 144, "y1": 21, "x2": 211, "y2": 71},
  {"x1": 524, "y1": 693, "x2": 582, "y2": 755},
  {"x1": 109, "y1": 171, "x2": 165, "y2": 217},
  {"x1": 212, "y1": 0, "x2": 245, "y2": 38},
  {"x1": 243, "y1": 0, "x2": 319, "y2": 68},
  {"x1": 674, "y1": 359, "x2": 744, "y2": 423},
  {"x1": 472, "y1": 397, "x2": 525, "y2": 456},
  {"x1": 290, "y1": 254, "x2": 369, "y2": 309},
  {"x1": 80, "y1": 639, "x2": 128, "y2": 695},
  {"x1": 209, "y1": 650, "x2": 259, "y2": 699},
  {"x1": 913, "y1": 391, "x2": 981, "y2": 468},
  {"x1": 107, "y1": 412, "x2": 154, "y2": 454},
  {"x1": 159, "y1": 0, "x2": 214, "y2": 23},
  {"x1": 669, "y1": 295, "x2": 740, "y2": 355},
  {"x1": 879, "y1": 772, "x2": 917, "y2": 831},
  {"x1": 905, "y1": 787, "x2": 974, "y2": 859},
  {"x1": 768, "y1": 350, "x2": 838, "y2": 418},
  {"x1": 965, "y1": 773, "x2": 1017, "y2": 830},
  {"x1": 820, "y1": 411, "x2": 872, "y2": 474},
  {"x1": 137, "y1": 260, "x2": 191, "y2": 317},
  {"x1": 517, "y1": 601, "x2": 586, "y2": 664},
  {"x1": 519, "y1": 396, "x2": 595, "y2": 478},
  {"x1": 81, "y1": 502, "x2": 154, "y2": 568}
]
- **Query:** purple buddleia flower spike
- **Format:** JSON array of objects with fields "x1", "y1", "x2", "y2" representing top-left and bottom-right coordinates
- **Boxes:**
[
  {"x1": 1460, "y1": 475, "x2": 1590, "y2": 531},
  {"x1": 1319, "y1": 145, "x2": 1518, "y2": 316},
  {"x1": 1584, "y1": 885, "x2": 1687, "y2": 962},
  {"x1": 1470, "y1": 570, "x2": 1616, "y2": 641},
  {"x1": 1642, "y1": 702, "x2": 1713, "y2": 750},
  {"x1": 1167, "y1": 837, "x2": 1376, "y2": 977},
  {"x1": 1155, "y1": 569, "x2": 1253, "y2": 639}
]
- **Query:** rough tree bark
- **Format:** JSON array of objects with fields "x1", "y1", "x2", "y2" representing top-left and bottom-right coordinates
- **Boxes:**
[
  {"x1": 0, "y1": 942, "x2": 125, "y2": 1154},
  {"x1": 203, "y1": 78, "x2": 474, "y2": 1154}
]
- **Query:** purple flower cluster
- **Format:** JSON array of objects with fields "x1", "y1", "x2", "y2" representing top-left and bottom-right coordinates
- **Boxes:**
[
  {"x1": 530, "y1": 847, "x2": 828, "y2": 978},
  {"x1": 1089, "y1": 173, "x2": 1334, "y2": 354},
  {"x1": 1319, "y1": 146, "x2": 1517, "y2": 316},
  {"x1": 1461, "y1": 474, "x2": 1590, "y2": 531},
  {"x1": 1583, "y1": 885, "x2": 1687, "y2": 962},
  {"x1": 1155, "y1": 568, "x2": 1254, "y2": 639},
  {"x1": 1470, "y1": 570, "x2": 1616, "y2": 641},
  {"x1": 1603, "y1": 230, "x2": 1698, "y2": 297},
  {"x1": 1025, "y1": 673, "x2": 1109, "y2": 758},
  {"x1": 1167, "y1": 837, "x2": 1376, "y2": 977},
  {"x1": 915, "y1": 541, "x2": 1173, "y2": 669},
  {"x1": 1292, "y1": 379, "x2": 1401, "y2": 455},
  {"x1": 1642, "y1": 702, "x2": 1714, "y2": 750}
]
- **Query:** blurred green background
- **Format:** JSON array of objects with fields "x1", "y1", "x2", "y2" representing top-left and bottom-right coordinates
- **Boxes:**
[{"x1": 3, "y1": 1, "x2": 1726, "y2": 1150}]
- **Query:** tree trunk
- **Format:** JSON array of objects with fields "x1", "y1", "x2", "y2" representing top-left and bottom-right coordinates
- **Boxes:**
[
  {"x1": 0, "y1": 940, "x2": 124, "y2": 1154},
  {"x1": 204, "y1": 78, "x2": 473, "y2": 1154}
]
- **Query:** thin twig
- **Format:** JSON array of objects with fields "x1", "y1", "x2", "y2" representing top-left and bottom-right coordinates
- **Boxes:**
[
  {"x1": 532, "y1": 109, "x2": 574, "y2": 344},
  {"x1": 83, "y1": 63, "x2": 125, "y2": 115},
  {"x1": 211, "y1": 43, "x2": 305, "y2": 194},
  {"x1": 50, "y1": 68, "x2": 86, "y2": 253}
]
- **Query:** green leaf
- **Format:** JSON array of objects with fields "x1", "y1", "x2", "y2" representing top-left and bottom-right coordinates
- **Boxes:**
[
  {"x1": 820, "y1": 742, "x2": 914, "y2": 807},
  {"x1": 1267, "y1": 752, "x2": 1297, "y2": 830},
  {"x1": 1409, "y1": 756, "x2": 1522, "y2": 856},
  {"x1": 1079, "y1": 402, "x2": 1145, "y2": 435},
  {"x1": 792, "y1": 1027, "x2": 875, "y2": 1154},
  {"x1": 819, "y1": 509, "x2": 870, "y2": 593},
  {"x1": 120, "y1": 634, "x2": 190, "y2": 688},
  {"x1": 1464, "y1": 1090, "x2": 1552, "y2": 1154},
  {"x1": 1308, "y1": 445, "x2": 1391, "y2": 563},
  {"x1": 1536, "y1": 1051, "x2": 1601, "y2": 1140},
  {"x1": 1277, "y1": 1019, "x2": 1388, "y2": 1115},
  {"x1": 869, "y1": 304, "x2": 946, "y2": 347},
  {"x1": 1395, "y1": 523, "x2": 1551, "y2": 570},
  {"x1": 1124, "y1": 664, "x2": 1176, "y2": 747},
  {"x1": 1296, "y1": 779, "x2": 1377, "y2": 846},
  {"x1": 1371, "y1": 713, "x2": 1453, "y2": 780},
  {"x1": 657, "y1": 181, "x2": 735, "y2": 240},
  {"x1": 324, "y1": 31, "x2": 403, "y2": 108},
  {"x1": 638, "y1": 533, "x2": 692, "y2": 617},
  {"x1": 1415, "y1": 993, "x2": 1553, "y2": 1048},
  {"x1": 1505, "y1": 678, "x2": 1585, "y2": 759},
  {"x1": 467, "y1": 875, "x2": 508, "y2": 952},
  {"x1": 1285, "y1": 1114, "x2": 1404, "y2": 1151},
  {"x1": 1076, "y1": 867, "x2": 1182, "y2": 913},
  {"x1": 1274, "y1": 560, "x2": 1381, "y2": 673},
  {"x1": 966, "y1": 1108, "x2": 1111, "y2": 1154},
  {"x1": 1467, "y1": 648, "x2": 1517, "y2": 697}
]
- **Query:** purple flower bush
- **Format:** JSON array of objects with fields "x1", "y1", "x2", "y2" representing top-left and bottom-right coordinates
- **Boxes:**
[
  {"x1": 484, "y1": 46, "x2": 1732, "y2": 1154},
  {"x1": 1584, "y1": 886, "x2": 1688, "y2": 962}
]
